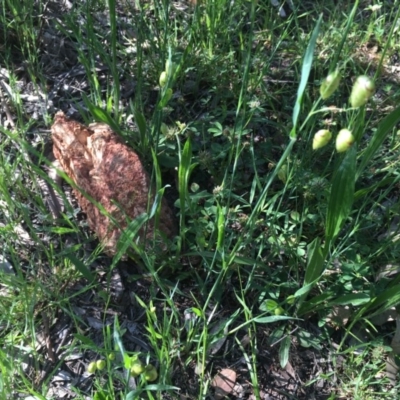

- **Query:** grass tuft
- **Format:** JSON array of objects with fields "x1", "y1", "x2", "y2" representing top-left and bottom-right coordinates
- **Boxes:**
[{"x1": 2, "y1": 0, "x2": 400, "y2": 398}]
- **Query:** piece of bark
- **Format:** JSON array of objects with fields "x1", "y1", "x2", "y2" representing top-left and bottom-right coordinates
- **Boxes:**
[{"x1": 51, "y1": 111, "x2": 175, "y2": 255}]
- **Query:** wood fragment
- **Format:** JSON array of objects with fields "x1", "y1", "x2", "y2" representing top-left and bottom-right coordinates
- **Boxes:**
[{"x1": 51, "y1": 111, "x2": 176, "y2": 255}]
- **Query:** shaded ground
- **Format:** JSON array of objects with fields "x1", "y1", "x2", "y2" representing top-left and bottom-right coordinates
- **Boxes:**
[
  {"x1": 32, "y1": 263, "x2": 339, "y2": 399},
  {"x1": 1, "y1": 1, "x2": 400, "y2": 399}
]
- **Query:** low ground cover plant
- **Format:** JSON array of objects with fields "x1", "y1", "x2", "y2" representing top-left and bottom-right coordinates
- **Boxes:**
[{"x1": 1, "y1": 0, "x2": 400, "y2": 398}]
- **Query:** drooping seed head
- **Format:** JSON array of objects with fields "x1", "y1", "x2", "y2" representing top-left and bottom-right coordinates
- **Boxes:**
[
  {"x1": 159, "y1": 71, "x2": 168, "y2": 87},
  {"x1": 349, "y1": 75, "x2": 375, "y2": 108},
  {"x1": 312, "y1": 129, "x2": 332, "y2": 150},
  {"x1": 320, "y1": 70, "x2": 341, "y2": 100},
  {"x1": 336, "y1": 129, "x2": 355, "y2": 152}
]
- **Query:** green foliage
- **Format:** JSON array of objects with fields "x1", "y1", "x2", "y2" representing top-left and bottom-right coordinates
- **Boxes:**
[{"x1": 2, "y1": 0, "x2": 400, "y2": 397}]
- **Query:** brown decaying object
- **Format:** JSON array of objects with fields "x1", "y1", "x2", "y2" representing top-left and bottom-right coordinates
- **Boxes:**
[{"x1": 51, "y1": 111, "x2": 176, "y2": 255}]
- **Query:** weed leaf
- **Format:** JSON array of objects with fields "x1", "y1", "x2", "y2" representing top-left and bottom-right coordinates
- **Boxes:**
[
  {"x1": 304, "y1": 237, "x2": 325, "y2": 285},
  {"x1": 66, "y1": 254, "x2": 95, "y2": 282},
  {"x1": 134, "y1": 107, "x2": 148, "y2": 146},
  {"x1": 329, "y1": 293, "x2": 370, "y2": 306},
  {"x1": 254, "y1": 316, "x2": 298, "y2": 323},
  {"x1": 325, "y1": 145, "x2": 356, "y2": 243},
  {"x1": 292, "y1": 14, "x2": 322, "y2": 135},
  {"x1": 279, "y1": 335, "x2": 291, "y2": 368}
]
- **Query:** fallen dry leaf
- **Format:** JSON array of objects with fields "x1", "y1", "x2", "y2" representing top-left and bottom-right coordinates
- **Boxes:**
[
  {"x1": 51, "y1": 111, "x2": 176, "y2": 255},
  {"x1": 211, "y1": 368, "x2": 237, "y2": 399}
]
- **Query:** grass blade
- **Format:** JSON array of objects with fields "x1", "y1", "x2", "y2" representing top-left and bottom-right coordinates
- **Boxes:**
[
  {"x1": 291, "y1": 14, "x2": 323, "y2": 135},
  {"x1": 356, "y1": 104, "x2": 400, "y2": 180},
  {"x1": 65, "y1": 254, "x2": 95, "y2": 283},
  {"x1": 107, "y1": 0, "x2": 120, "y2": 118},
  {"x1": 82, "y1": 95, "x2": 121, "y2": 134},
  {"x1": 364, "y1": 284, "x2": 400, "y2": 319},
  {"x1": 134, "y1": 107, "x2": 148, "y2": 147},
  {"x1": 178, "y1": 139, "x2": 195, "y2": 239},
  {"x1": 304, "y1": 237, "x2": 325, "y2": 285},
  {"x1": 325, "y1": 146, "x2": 357, "y2": 243}
]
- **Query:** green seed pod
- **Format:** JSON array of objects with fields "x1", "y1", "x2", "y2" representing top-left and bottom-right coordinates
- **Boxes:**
[
  {"x1": 143, "y1": 364, "x2": 158, "y2": 382},
  {"x1": 274, "y1": 306, "x2": 284, "y2": 316},
  {"x1": 96, "y1": 359, "x2": 106, "y2": 370},
  {"x1": 130, "y1": 361, "x2": 145, "y2": 377},
  {"x1": 336, "y1": 129, "x2": 355, "y2": 152},
  {"x1": 320, "y1": 70, "x2": 341, "y2": 100},
  {"x1": 87, "y1": 361, "x2": 97, "y2": 374},
  {"x1": 349, "y1": 75, "x2": 375, "y2": 108},
  {"x1": 108, "y1": 352, "x2": 116, "y2": 361},
  {"x1": 159, "y1": 71, "x2": 168, "y2": 88},
  {"x1": 312, "y1": 129, "x2": 332, "y2": 150}
]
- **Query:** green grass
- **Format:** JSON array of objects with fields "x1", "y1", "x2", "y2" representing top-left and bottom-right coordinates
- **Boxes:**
[{"x1": 1, "y1": 0, "x2": 400, "y2": 398}]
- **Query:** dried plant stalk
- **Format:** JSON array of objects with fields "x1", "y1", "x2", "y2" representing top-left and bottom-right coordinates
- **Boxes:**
[{"x1": 51, "y1": 111, "x2": 175, "y2": 255}]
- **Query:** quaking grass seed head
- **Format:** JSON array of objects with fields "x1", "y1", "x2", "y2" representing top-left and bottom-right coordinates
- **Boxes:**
[
  {"x1": 336, "y1": 129, "x2": 355, "y2": 152},
  {"x1": 349, "y1": 75, "x2": 375, "y2": 108},
  {"x1": 159, "y1": 71, "x2": 168, "y2": 87},
  {"x1": 312, "y1": 129, "x2": 332, "y2": 150},
  {"x1": 87, "y1": 362, "x2": 97, "y2": 374},
  {"x1": 130, "y1": 360, "x2": 144, "y2": 377},
  {"x1": 96, "y1": 360, "x2": 106, "y2": 370},
  {"x1": 320, "y1": 70, "x2": 341, "y2": 100},
  {"x1": 144, "y1": 364, "x2": 158, "y2": 382}
]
